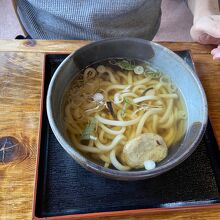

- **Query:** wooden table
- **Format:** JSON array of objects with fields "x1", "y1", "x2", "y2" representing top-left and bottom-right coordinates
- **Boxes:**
[{"x1": 0, "y1": 40, "x2": 220, "y2": 220}]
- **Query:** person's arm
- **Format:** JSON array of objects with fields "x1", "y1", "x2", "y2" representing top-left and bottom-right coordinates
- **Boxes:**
[
  {"x1": 187, "y1": 0, "x2": 220, "y2": 59},
  {"x1": 188, "y1": 0, "x2": 219, "y2": 23}
]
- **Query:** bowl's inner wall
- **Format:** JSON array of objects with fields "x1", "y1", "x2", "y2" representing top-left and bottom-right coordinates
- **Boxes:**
[
  {"x1": 73, "y1": 39, "x2": 155, "y2": 69},
  {"x1": 49, "y1": 39, "x2": 207, "y2": 174}
]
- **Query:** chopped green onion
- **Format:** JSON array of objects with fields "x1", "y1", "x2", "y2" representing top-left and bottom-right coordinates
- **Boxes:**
[
  {"x1": 121, "y1": 98, "x2": 132, "y2": 117},
  {"x1": 110, "y1": 59, "x2": 136, "y2": 71},
  {"x1": 134, "y1": 66, "x2": 144, "y2": 75},
  {"x1": 124, "y1": 97, "x2": 131, "y2": 104},
  {"x1": 81, "y1": 118, "x2": 97, "y2": 141},
  {"x1": 125, "y1": 97, "x2": 140, "y2": 106},
  {"x1": 144, "y1": 71, "x2": 161, "y2": 78}
]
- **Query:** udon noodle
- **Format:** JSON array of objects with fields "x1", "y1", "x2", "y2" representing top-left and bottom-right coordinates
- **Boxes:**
[{"x1": 62, "y1": 59, "x2": 187, "y2": 171}]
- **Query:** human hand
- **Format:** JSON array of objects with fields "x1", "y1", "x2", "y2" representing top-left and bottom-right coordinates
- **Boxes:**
[
  {"x1": 211, "y1": 45, "x2": 220, "y2": 60},
  {"x1": 190, "y1": 15, "x2": 220, "y2": 44},
  {"x1": 190, "y1": 15, "x2": 220, "y2": 60}
]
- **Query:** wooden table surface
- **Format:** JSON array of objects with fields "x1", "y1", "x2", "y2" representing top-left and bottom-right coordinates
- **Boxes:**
[{"x1": 0, "y1": 40, "x2": 220, "y2": 220}]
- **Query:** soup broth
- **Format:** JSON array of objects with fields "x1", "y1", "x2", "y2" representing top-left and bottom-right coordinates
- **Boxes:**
[{"x1": 62, "y1": 59, "x2": 187, "y2": 171}]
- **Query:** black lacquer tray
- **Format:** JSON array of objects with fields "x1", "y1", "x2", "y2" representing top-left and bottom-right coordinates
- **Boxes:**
[{"x1": 34, "y1": 51, "x2": 220, "y2": 218}]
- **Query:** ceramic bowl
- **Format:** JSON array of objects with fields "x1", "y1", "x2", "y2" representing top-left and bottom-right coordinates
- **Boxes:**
[{"x1": 47, "y1": 38, "x2": 208, "y2": 180}]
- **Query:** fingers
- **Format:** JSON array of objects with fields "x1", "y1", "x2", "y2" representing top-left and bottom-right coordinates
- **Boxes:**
[
  {"x1": 199, "y1": 34, "x2": 220, "y2": 45},
  {"x1": 191, "y1": 26, "x2": 220, "y2": 45},
  {"x1": 190, "y1": 15, "x2": 220, "y2": 45},
  {"x1": 197, "y1": 16, "x2": 220, "y2": 38},
  {"x1": 211, "y1": 45, "x2": 220, "y2": 60}
]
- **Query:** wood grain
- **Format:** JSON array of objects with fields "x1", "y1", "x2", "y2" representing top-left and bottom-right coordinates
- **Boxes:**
[
  {"x1": 46, "y1": 206, "x2": 220, "y2": 220},
  {"x1": 0, "y1": 52, "x2": 43, "y2": 220},
  {"x1": 0, "y1": 40, "x2": 219, "y2": 220},
  {"x1": 191, "y1": 54, "x2": 220, "y2": 141},
  {"x1": 0, "y1": 40, "x2": 215, "y2": 54}
]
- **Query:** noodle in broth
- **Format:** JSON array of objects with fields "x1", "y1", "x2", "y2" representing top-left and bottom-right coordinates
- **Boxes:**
[{"x1": 62, "y1": 59, "x2": 187, "y2": 171}]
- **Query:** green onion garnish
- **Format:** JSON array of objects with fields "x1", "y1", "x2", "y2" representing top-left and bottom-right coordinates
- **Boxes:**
[
  {"x1": 110, "y1": 59, "x2": 136, "y2": 71},
  {"x1": 81, "y1": 117, "x2": 97, "y2": 141}
]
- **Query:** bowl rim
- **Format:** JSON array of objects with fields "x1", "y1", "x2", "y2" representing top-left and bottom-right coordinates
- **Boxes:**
[{"x1": 46, "y1": 37, "x2": 208, "y2": 180}]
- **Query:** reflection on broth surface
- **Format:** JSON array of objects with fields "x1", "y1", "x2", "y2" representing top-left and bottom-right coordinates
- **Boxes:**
[{"x1": 62, "y1": 59, "x2": 187, "y2": 171}]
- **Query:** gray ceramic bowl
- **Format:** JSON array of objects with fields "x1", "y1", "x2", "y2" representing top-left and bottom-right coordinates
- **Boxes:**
[{"x1": 46, "y1": 38, "x2": 208, "y2": 181}]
